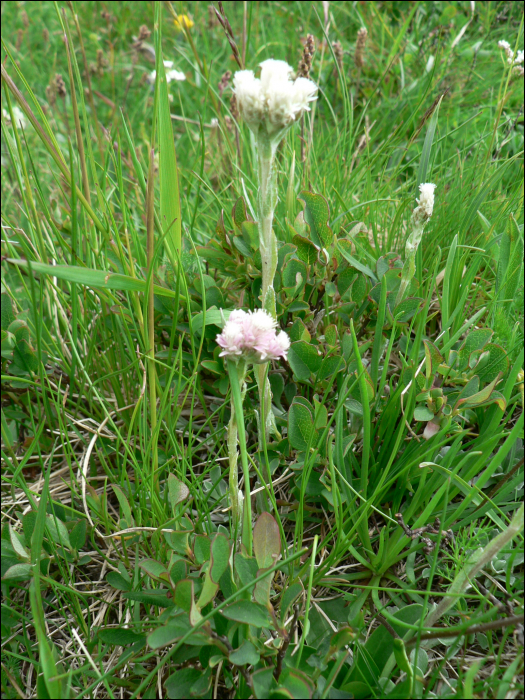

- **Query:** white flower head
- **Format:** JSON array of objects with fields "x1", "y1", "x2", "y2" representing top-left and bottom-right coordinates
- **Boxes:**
[
  {"x1": 410, "y1": 183, "x2": 436, "y2": 229},
  {"x1": 259, "y1": 59, "x2": 293, "y2": 91},
  {"x1": 166, "y1": 69, "x2": 186, "y2": 82},
  {"x1": 417, "y1": 183, "x2": 436, "y2": 216},
  {"x1": 233, "y1": 59, "x2": 317, "y2": 137},
  {"x1": 216, "y1": 309, "x2": 290, "y2": 363},
  {"x1": 498, "y1": 39, "x2": 524, "y2": 65},
  {"x1": 233, "y1": 70, "x2": 265, "y2": 126},
  {"x1": 148, "y1": 61, "x2": 186, "y2": 84}
]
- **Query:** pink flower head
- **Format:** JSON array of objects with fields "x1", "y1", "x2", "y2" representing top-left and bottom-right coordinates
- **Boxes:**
[{"x1": 216, "y1": 309, "x2": 290, "y2": 363}]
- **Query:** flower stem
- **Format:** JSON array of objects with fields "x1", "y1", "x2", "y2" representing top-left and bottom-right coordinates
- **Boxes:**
[
  {"x1": 255, "y1": 134, "x2": 281, "y2": 497},
  {"x1": 227, "y1": 359, "x2": 252, "y2": 556},
  {"x1": 257, "y1": 136, "x2": 278, "y2": 318},
  {"x1": 395, "y1": 221, "x2": 425, "y2": 307}
]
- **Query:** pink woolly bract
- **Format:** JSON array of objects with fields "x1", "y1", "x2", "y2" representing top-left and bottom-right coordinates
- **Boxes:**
[{"x1": 216, "y1": 309, "x2": 290, "y2": 363}]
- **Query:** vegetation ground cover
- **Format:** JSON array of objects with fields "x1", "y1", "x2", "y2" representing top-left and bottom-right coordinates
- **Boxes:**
[{"x1": 1, "y1": 1, "x2": 524, "y2": 698}]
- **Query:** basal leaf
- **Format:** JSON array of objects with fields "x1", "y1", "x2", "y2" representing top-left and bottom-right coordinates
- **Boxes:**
[
  {"x1": 140, "y1": 559, "x2": 168, "y2": 581},
  {"x1": 475, "y1": 344, "x2": 508, "y2": 384},
  {"x1": 210, "y1": 534, "x2": 231, "y2": 583},
  {"x1": 288, "y1": 341, "x2": 322, "y2": 382},
  {"x1": 298, "y1": 191, "x2": 334, "y2": 248},
  {"x1": 98, "y1": 627, "x2": 145, "y2": 646},
  {"x1": 168, "y1": 474, "x2": 190, "y2": 513},
  {"x1": 292, "y1": 234, "x2": 320, "y2": 265},
  {"x1": 253, "y1": 512, "x2": 281, "y2": 570},
  {"x1": 222, "y1": 601, "x2": 272, "y2": 627},
  {"x1": 174, "y1": 578, "x2": 195, "y2": 613},
  {"x1": 148, "y1": 616, "x2": 193, "y2": 650},
  {"x1": 288, "y1": 400, "x2": 317, "y2": 451},
  {"x1": 229, "y1": 640, "x2": 260, "y2": 666},
  {"x1": 393, "y1": 297, "x2": 424, "y2": 323},
  {"x1": 106, "y1": 571, "x2": 132, "y2": 592}
]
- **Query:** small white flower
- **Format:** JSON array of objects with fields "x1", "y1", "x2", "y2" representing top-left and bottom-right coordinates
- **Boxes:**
[
  {"x1": 498, "y1": 39, "x2": 524, "y2": 65},
  {"x1": 166, "y1": 69, "x2": 186, "y2": 82},
  {"x1": 148, "y1": 61, "x2": 185, "y2": 84}
]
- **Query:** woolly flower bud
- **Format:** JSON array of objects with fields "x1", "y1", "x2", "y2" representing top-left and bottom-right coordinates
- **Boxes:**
[
  {"x1": 233, "y1": 59, "x2": 317, "y2": 136},
  {"x1": 216, "y1": 309, "x2": 290, "y2": 363},
  {"x1": 417, "y1": 183, "x2": 436, "y2": 217},
  {"x1": 410, "y1": 183, "x2": 436, "y2": 229}
]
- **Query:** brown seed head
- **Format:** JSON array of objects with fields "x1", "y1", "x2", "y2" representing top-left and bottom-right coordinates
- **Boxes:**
[
  {"x1": 354, "y1": 28, "x2": 368, "y2": 68},
  {"x1": 138, "y1": 24, "x2": 151, "y2": 42},
  {"x1": 332, "y1": 41, "x2": 343, "y2": 72},
  {"x1": 43, "y1": 27, "x2": 49, "y2": 44},
  {"x1": 96, "y1": 49, "x2": 107, "y2": 76},
  {"x1": 298, "y1": 34, "x2": 315, "y2": 78},
  {"x1": 21, "y1": 11, "x2": 29, "y2": 28},
  {"x1": 230, "y1": 93, "x2": 239, "y2": 121},
  {"x1": 218, "y1": 70, "x2": 232, "y2": 97},
  {"x1": 16, "y1": 28, "x2": 24, "y2": 50},
  {"x1": 54, "y1": 73, "x2": 67, "y2": 98},
  {"x1": 208, "y1": 4, "x2": 220, "y2": 29},
  {"x1": 46, "y1": 83, "x2": 57, "y2": 106}
]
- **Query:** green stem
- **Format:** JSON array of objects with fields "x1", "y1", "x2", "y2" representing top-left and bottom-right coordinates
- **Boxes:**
[
  {"x1": 227, "y1": 359, "x2": 252, "y2": 556},
  {"x1": 227, "y1": 362, "x2": 247, "y2": 539},
  {"x1": 257, "y1": 134, "x2": 279, "y2": 317},
  {"x1": 255, "y1": 133, "x2": 281, "y2": 464}
]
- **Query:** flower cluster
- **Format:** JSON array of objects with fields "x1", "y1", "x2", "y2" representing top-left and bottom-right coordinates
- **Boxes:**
[
  {"x1": 233, "y1": 59, "x2": 317, "y2": 136},
  {"x1": 412, "y1": 182, "x2": 436, "y2": 227},
  {"x1": 498, "y1": 40, "x2": 524, "y2": 66},
  {"x1": 216, "y1": 309, "x2": 290, "y2": 363},
  {"x1": 148, "y1": 60, "x2": 186, "y2": 84}
]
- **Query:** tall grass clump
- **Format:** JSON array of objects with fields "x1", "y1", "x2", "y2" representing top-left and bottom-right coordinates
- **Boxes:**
[{"x1": 1, "y1": 2, "x2": 523, "y2": 698}]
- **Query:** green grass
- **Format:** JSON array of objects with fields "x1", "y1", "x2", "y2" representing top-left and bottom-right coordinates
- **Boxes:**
[{"x1": 1, "y1": 1, "x2": 524, "y2": 698}]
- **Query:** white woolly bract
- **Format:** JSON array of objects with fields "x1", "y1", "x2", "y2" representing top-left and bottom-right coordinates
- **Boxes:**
[{"x1": 233, "y1": 60, "x2": 317, "y2": 135}]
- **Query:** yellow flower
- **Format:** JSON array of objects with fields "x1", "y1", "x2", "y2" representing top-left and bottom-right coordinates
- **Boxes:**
[{"x1": 173, "y1": 14, "x2": 194, "y2": 32}]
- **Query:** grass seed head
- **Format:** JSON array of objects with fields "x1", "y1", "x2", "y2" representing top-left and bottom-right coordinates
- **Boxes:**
[
  {"x1": 332, "y1": 41, "x2": 344, "y2": 72},
  {"x1": 298, "y1": 34, "x2": 315, "y2": 78},
  {"x1": 355, "y1": 27, "x2": 368, "y2": 68},
  {"x1": 54, "y1": 73, "x2": 67, "y2": 98}
]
